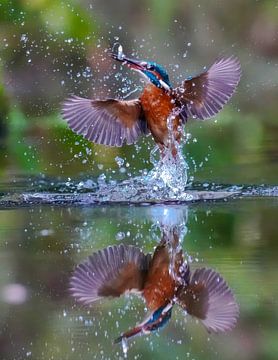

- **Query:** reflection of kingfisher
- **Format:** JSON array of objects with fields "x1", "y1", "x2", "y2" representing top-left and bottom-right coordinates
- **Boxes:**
[
  {"x1": 62, "y1": 47, "x2": 241, "y2": 156},
  {"x1": 70, "y1": 231, "x2": 239, "y2": 343}
]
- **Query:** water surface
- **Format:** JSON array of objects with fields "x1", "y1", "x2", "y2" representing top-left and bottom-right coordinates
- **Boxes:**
[{"x1": 0, "y1": 198, "x2": 277, "y2": 360}]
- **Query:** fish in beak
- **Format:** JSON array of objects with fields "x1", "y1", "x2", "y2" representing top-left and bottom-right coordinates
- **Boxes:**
[{"x1": 112, "y1": 45, "x2": 147, "y2": 72}]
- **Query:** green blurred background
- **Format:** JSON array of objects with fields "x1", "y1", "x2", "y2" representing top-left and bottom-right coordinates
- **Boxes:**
[
  {"x1": 0, "y1": 0, "x2": 277, "y2": 184},
  {"x1": 0, "y1": 1, "x2": 278, "y2": 360}
]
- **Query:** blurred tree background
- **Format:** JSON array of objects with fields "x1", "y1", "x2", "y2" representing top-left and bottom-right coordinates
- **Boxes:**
[{"x1": 0, "y1": 0, "x2": 277, "y2": 185}]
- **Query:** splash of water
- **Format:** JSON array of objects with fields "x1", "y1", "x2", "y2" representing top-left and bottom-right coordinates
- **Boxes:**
[
  {"x1": 121, "y1": 337, "x2": 128, "y2": 358},
  {"x1": 0, "y1": 112, "x2": 242, "y2": 205},
  {"x1": 67, "y1": 113, "x2": 191, "y2": 202},
  {"x1": 145, "y1": 111, "x2": 188, "y2": 194},
  {"x1": 146, "y1": 146, "x2": 188, "y2": 197},
  {"x1": 146, "y1": 205, "x2": 189, "y2": 285},
  {"x1": 4, "y1": 108, "x2": 272, "y2": 204}
]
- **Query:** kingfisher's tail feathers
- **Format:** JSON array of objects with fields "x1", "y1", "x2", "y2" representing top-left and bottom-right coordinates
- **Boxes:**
[
  {"x1": 62, "y1": 96, "x2": 148, "y2": 147},
  {"x1": 175, "y1": 55, "x2": 241, "y2": 121},
  {"x1": 69, "y1": 244, "x2": 151, "y2": 305},
  {"x1": 176, "y1": 268, "x2": 239, "y2": 333}
]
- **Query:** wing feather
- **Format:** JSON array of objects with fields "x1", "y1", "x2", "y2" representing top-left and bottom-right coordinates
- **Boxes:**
[
  {"x1": 70, "y1": 244, "x2": 151, "y2": 305},
  {"x1": 176, "y1": 268, "x2": 239, "y2": 333},
  {"x1": 62, "y1": 96, "x2": 148, "y2": 147},
  {"x1": 174, "y1": 56, "x2": 241, "y2": 120}
]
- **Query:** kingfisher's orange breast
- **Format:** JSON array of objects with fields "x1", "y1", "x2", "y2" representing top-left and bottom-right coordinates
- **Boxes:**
[
  {"x1": 142, "y1": 246, "x2": 176, "y2": 310},
  {"x1": 140, "y1": 84, "x2": 177, "y2": 146},
  {"x1": 143, "y1": 267, "x2": 176, "y2": 310}
]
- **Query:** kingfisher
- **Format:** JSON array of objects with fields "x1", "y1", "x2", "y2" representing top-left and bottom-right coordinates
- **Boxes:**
[
  {"x1": 70, "y1": 231, "x2": 239, "y2": 343},
  {"x1": 62, "y1": 47, "x2": 241, "y2": 156}
]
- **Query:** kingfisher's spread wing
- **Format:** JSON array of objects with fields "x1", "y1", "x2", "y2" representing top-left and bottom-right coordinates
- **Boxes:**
[
  {"x1": 70, "y1": 244, "x2": 151, "y2": 305},
  {"x1": 176, "y1": 268, "x2": 239, "y2": 333},
  {"x1": 62, "y1": 96, "x2": 148, "y2": 146},
  {"x1": 174, "y1": 56, "x2": 241, "y2": 120}
]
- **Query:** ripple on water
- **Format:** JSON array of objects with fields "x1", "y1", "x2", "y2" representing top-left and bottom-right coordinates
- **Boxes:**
[{"x1": 1, "y1": 177, "x2": 277, "y2": 207}]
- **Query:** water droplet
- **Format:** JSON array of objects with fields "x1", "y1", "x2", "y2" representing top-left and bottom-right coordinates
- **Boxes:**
[
  {"x1": 115, "y1": 232, "x2": 125, "y2": 241},
  {"x1": 122, "y1": 338, "x2": 128, "y2": 358},
  {"x1": 115, "y1": 156, "x2": 125, "y2": 167},
  {"x1": 20, "y1": 34, "x2": 28, "y2": 43},
  {"x1": 39, "y1": 229, "x2": 54, "y2": 237}
]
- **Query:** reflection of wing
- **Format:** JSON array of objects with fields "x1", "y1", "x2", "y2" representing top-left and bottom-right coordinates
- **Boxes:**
[
  {"x1": 176, "y1": 268, "x2": 239, "y2": 333},
  {"x1": 62, "y1": 96, "x2": 148, "y2": 146},
  {"x1": 70, "y1": 244, "x2": 151, "y2": 305},
  {"x1": 174, "y1": 56, "x2": 241, "y2": 120}
]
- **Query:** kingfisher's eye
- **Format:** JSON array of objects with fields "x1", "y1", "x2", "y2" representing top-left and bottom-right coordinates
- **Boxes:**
[{"x1": 147, "y1": 64, "x2": 155, "y2": 71}]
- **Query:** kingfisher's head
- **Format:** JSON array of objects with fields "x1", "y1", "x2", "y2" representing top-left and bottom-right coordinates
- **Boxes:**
[
  {"x1": 112, "y1": 51, "x2": 172, "y2": 90},
  {"x1": 144, "y1": 303, "x2": 173, "y2": 333}
]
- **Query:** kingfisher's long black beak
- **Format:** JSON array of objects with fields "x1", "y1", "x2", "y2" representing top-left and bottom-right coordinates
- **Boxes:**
[{"x1": 112, "y1": 52, "x2": 147, "y2": 72}]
